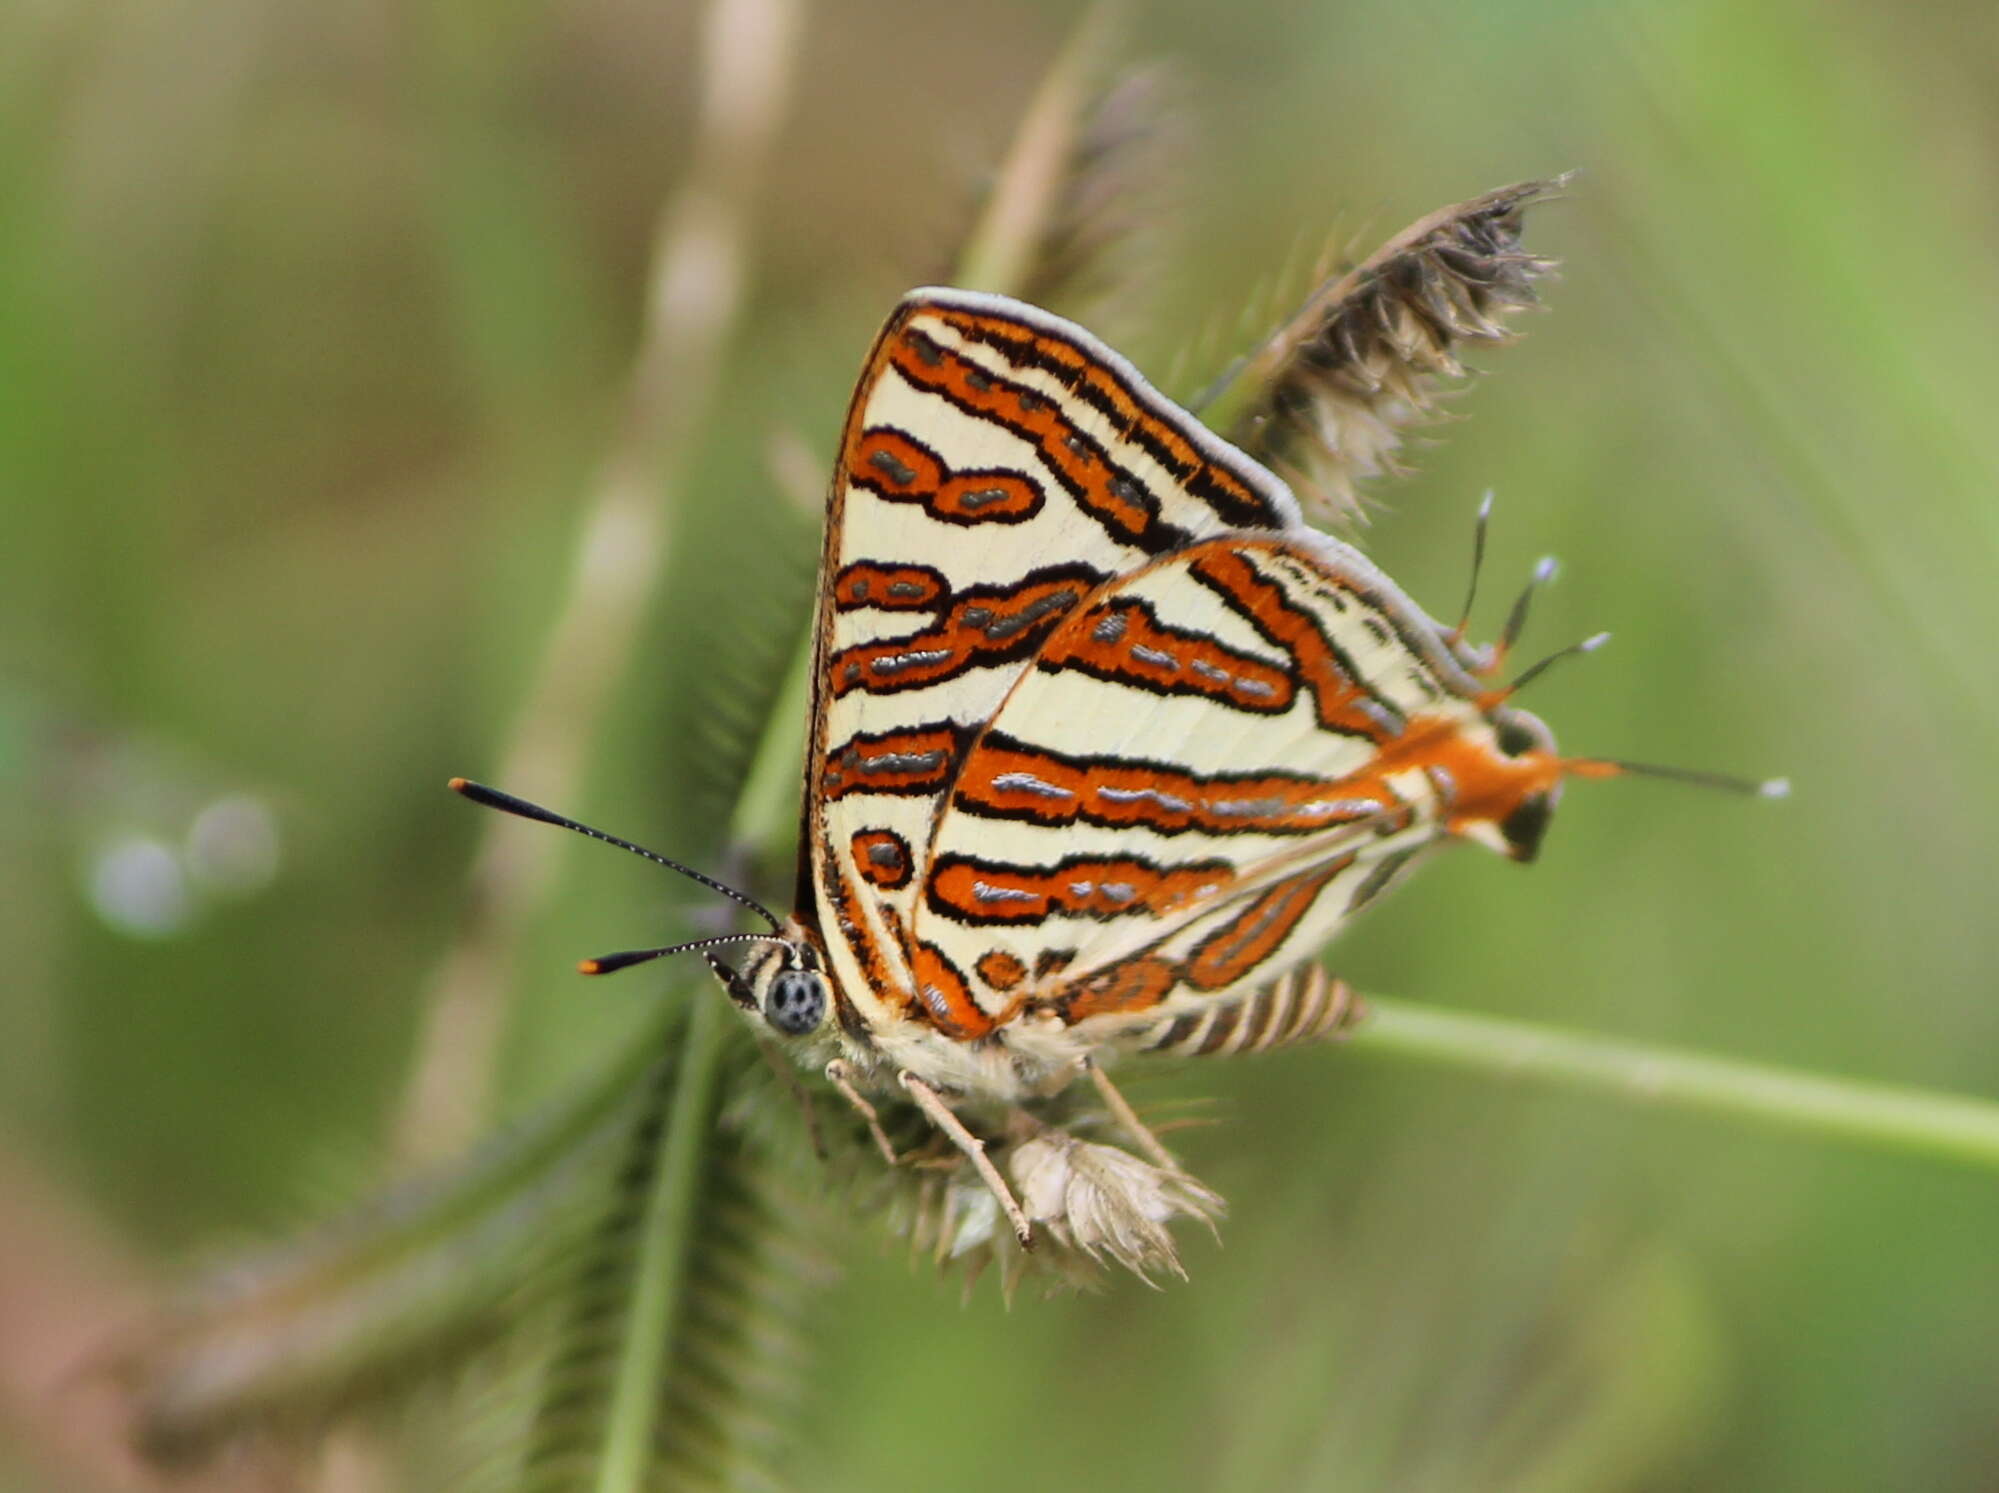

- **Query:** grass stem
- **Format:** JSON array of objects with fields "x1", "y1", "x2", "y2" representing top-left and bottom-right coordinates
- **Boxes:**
[{"x1": 1351, "y1": 996, "x2": 1999, "y2": 1171}]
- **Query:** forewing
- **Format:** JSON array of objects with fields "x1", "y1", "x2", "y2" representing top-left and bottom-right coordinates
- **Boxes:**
[
  {"x1": 806, "y1": 290, "x2": 1301, "y2": 1033},
  {"x1": 911, "y1": 530, "x2": 1495, "y2": 1045}
]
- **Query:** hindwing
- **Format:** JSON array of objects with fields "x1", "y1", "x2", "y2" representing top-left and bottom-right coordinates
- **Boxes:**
[{"x1": 911, "y1": 531, "x2": 1497, "y2": 1046}]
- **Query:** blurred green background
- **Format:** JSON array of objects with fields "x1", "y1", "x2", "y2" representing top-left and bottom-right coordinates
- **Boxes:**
[{"x1": 6, "y1": 0, "x2": 1999, "y2": 1488}]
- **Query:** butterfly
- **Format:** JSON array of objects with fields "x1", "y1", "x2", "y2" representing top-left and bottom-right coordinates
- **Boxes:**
[{"x1": 455, "y1": 287, "x2": 1779, "y2": 1248}]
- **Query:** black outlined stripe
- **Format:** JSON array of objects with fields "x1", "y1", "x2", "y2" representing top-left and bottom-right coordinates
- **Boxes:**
[
  {"x1": 952, "y1": 731, "x2": 1381, "y2": 837},
  {"x1": 884, "y1": 331, "x2": 1194, "y2": 555},
  {"x1": 935, "y1": 310, "x2": 1288, "y2": 533},
  {"x1": 1034, "y1": 594, "x2": 1297, "y2": 714},
  {"x1": 827, "y1": 562, "x2": 1106, "y2": 698},
  {"x1": 926, "y1": 851, "x2": 1234, "y2": 927}
]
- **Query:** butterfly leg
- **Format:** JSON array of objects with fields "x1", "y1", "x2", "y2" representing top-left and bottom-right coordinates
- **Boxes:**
[
  {"x1": 1084, "y1": 1057, "x2": 1181, "y2": 1172},
  {"x1": 824, "y1": 1059, "x2": 899, "y2": 1166},
  {"x1": 898, "y1": 1071, "x2": 1035, "y2": 1249}
]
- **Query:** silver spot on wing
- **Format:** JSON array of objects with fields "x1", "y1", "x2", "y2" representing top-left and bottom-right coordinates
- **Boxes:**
[
  {"x1": 863, "y1": 749, "x2": 947, "y2": 775},
  {"x1": 869, "y1": 449, "x2": 917, "y2": 484},
  {"x1": 1097, "y1": 786, "x2": 1195, "y2": 814},
  {"x1": 871, "y1": 648, "x2": 953, "y2": 676},
  {"x1": 1207, "y1": 796, "x2": 1290, "y2": 819},
  {"x1": 993, "y1": 772, "x2": 1074, "y2": 800},
  {"x1": 1297, "y1": 798, "x2": 1381, "y2": 820},
  {"x1": 986, "y1": 589, "x2": 1080, "y2": 641}
]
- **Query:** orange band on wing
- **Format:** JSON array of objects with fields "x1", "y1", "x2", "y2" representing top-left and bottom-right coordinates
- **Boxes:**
[
  {"x1": 1183, "y1": 859, "x2": 1351, "y2": 991},
  {"x1": 1057, "y1": 955, "x2": 1178, "y2": 1022},
  {"x1": 850, "y1": 828, "x2": 913, "y2": 889},
  {"x1": 827, "y1": 566, "x2": 1100, "y2": 698},
  {"x1": 955, "y1": 735, "x2": 1379, "y2": 837},
  {"x1": 851, "y1": 427, "x2": 1044, "y2": 525},
  {"x1": 928, "y1": 854, "x2": 1233, "y2": 925},
  {"x1": 910, "y1": 941, "x2": 995, "y2": 1039},
  {"x1": 1188, "y1": 548, "x2": 1401, "y2": 740},
  {"x1": 833, "y1": 561, "x2": 948, "y2": 612},
  {"x1": 974, "y1": 949, "x2": 1028, "y2": 993},
  {"x1": 820, "y1": 724, "x2": 960, "y2": 800},
  {"x1": 1036, "y1": 597, "x2": 1295, "y2": 714}
]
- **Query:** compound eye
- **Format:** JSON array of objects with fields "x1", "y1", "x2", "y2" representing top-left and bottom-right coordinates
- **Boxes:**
[
  {"x1": 764, "y1": 968, "x2": 826, "y2": 1037},
  {"x1": 1495, "y1": 718, "x2": 1541, "y2": 757},
  {"x1": 1499, "y1": 790, "x2": 1557, "y2": 862}
]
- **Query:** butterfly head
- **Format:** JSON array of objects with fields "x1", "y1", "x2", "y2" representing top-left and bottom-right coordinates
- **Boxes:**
[
  {"x1": 1485, "y1": 703, "x2": 1562, "y2": 862},
  {"x1": 715, "y1": 924, "x2": 835, "y2": 1041},
  {"x1": 1444, "y1": 647, "x2": 1784, "y2": 866},
  {"x1": 1417, "y1": 698, "x2": 1569, "y2": 865}
]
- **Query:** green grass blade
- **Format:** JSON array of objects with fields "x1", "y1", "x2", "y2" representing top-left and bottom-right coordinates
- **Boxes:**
[
  {"x1": 1351, "y1": 996, "x2": 1999, "y2": 1171},
  {"x1": 592, "y1": 997, "x2": 729, "y2": 1493}
]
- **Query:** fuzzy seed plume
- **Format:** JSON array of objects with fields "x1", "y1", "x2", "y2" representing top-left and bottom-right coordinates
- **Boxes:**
[
  {"x1": 1010, "y1": 1130, "x2": 1225, "y2": 1284},
  {"x1": 1217, "y1": 176, "x2": 1568, "y2": 526}
]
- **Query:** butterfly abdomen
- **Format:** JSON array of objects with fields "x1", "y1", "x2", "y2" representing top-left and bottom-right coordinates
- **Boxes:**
[{"x1": 1140, "y1": 964, "x2": 1362, "y2": 1058}]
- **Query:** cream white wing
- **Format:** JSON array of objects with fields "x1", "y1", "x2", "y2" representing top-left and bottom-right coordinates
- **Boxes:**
[{"x1": 804, "y1": 289, "x2": 1304, "y2": 1039}]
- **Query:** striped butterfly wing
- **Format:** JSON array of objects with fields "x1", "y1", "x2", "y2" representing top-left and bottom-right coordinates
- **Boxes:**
[
  {"x1": 913, "y1": 527, "x2": 1498, "y2": 1051},
  {"x1": 807, "y1": 289, "x2": 1300, "y2": 1043}
]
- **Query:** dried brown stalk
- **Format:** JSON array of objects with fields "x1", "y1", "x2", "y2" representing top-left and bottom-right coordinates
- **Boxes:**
[{"x1": 393, "y1": 0, "x2": 806, "y2": 1167}]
